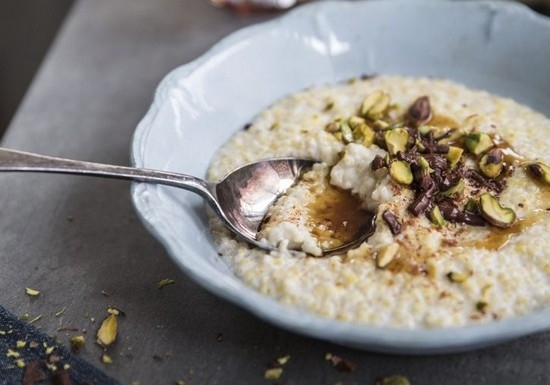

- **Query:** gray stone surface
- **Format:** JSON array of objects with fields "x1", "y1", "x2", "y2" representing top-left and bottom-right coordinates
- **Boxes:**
[{"x1": 1, "y1": 0, "x2": 550, "y2": 383}]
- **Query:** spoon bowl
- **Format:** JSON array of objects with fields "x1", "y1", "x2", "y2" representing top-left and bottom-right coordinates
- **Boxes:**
[{"x1": 0, "y1": 147, "x2": 371, "y2": 255}]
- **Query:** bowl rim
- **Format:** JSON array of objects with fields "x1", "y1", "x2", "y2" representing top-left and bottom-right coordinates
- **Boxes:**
[{"x1": 130, "y1": 0, "x2": 550, "y2": 354}]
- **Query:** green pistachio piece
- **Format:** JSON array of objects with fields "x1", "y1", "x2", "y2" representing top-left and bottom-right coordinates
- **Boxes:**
[
  {"x1": 437, "y1": 128, "x2": 465, "y2": 145},
  {"x1": 446, "y1": 271, "x2": 469, "y2": 283},
  {"x1": 429, "y1": 205, "x2": 446, "y2": 226},
  {"x1": 384, "y1": 128, "x2": 409, "y2": 155},
  {"x1": 389, "y1": 160, "x2": 413, "y2": 185},
  {"x1": 418, "y1": 125, "x2": 437, "y2": 136},
  {"x1": 349, "y1": 118, "x2": 375, "y2": 147},
  {"x1": 464, "y1": 132, "x2": 494, "y2": 155},
  {"x1": 360, "y1": 91, "x2": 391, "y2": 120},
  {"x1": 446, "y1": 146, "x2": 464, "y2": 169},
  {"x1": 526, "y1": 162, "x2": 550, "y2": 186},
  {"x1": 479, "y1": 148, "x2": 503, "y2": 178},
  {"x1": 438, "y1": 179, "x2": 465, "y2": 199},
  {"x1": 417, "y1": 156, "x2": 431, "y2": 174},
  {"x1": 479, "y1": 193, "x2": 516, "y2": 228},
  {"x1": 464, "y1": 198, "x2": 480, "y2": 213},
  {"x1": 325, "y1": 121, "x2": 340, "y2": 133},
  {"x1": 376, "y1": 243, "x2": 399, "y2": 269},
  {"x1": 340, "y1": 122, "x2": 354, "y2": 144}
]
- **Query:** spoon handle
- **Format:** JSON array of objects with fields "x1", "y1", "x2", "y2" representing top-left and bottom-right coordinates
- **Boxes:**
[{"x1": 0, "y1": 147, "x2": 213, "y2": 196}]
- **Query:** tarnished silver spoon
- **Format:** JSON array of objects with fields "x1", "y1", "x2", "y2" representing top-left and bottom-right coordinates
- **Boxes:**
[{"x1": 0, "y1": 147, "x2": 373, "y2": 255}]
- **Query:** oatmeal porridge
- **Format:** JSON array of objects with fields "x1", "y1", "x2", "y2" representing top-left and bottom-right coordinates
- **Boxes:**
[{"x1": 207, "y1": 75, "x2": 550, "y2": 328}]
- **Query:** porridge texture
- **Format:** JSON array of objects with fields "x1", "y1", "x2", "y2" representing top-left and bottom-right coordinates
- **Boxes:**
[{"x1": 207, "y1": 76, "x2": 550, "y2": 328}]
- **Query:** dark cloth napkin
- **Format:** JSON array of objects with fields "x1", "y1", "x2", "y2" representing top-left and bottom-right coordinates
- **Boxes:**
[{"x1": 0, "y1": 306, "x2": 121, "y2": 385}]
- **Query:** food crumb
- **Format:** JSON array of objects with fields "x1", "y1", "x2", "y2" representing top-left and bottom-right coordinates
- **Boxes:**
[
  {"x1": 157, "y1": 278, "x2": 176, "y2": 289},
  {"x1": 70, "y1": 335, "x2": 86, "y2": 353},
  {"x1": 264, "y1": 367, "x2": 283, "y2": 381},
  {"x1": 25, "y1": 287, "x2": 40, "y2": 296},
  {"x1": 325, "y1": 352, "x2": 356, "y2": 372}
]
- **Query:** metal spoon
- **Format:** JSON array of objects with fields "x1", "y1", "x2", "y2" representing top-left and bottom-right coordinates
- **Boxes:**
[{"x1": 0, "y1": 147, "x2": 373, "y2": 255}]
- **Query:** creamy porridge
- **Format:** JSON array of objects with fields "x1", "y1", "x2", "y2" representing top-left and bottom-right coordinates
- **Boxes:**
[{"x1": 207, "y1": 75, "x2": 550, "y2": 328}]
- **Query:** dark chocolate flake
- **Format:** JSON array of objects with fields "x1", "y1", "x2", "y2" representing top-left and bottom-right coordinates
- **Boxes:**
[
  {"x1": 382, "y1": 210, "x2": 402, "y2": 235},
  {"x1": 371, "y1": 155, "x2": 387, "y2": 170}
]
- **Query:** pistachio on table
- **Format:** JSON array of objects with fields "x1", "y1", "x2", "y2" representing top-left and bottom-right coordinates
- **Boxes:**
[{"x1": 389, "y1": 160, "x2": 413, "y2": 185}]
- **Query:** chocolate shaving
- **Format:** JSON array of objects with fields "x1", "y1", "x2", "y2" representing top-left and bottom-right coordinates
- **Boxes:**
[
  {"x1": 409, "y1": 190, "x2": 434, "y2": 216},
  {"x1": 438, "y1": 200, "x2": 486, "y2": 226},
  {"x1": 382, "y1": 210, "x2": 402, "y2": 235}
]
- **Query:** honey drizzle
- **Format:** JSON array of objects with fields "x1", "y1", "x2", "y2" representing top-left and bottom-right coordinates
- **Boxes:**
[{"x1": 307, "y1": 183, "x2": 374, "y2": 249}]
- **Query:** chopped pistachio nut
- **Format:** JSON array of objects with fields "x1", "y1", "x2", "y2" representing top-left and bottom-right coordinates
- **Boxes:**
[
  {"x1": 16, "y1": 340, "x2": 27, "y2": 349},
  {"x1": 328, "y1": 117, "x2": 375, "y2": 146},
  {"x1": 464, "y1": 198, "x2": 480, "y2": 213},
  {"x1": 479, "y1": 149, "x2": 503, "y2": 178},
  {"x1": 101, "y1": 354, "x2": 113, "y2": 364},
  {"x1": 264, "y1": 367, "x2": 283, "y2": 381},
  {"x1": 15, "y1": 359, "x2": 26, "y2": 368},
  {"x1": 479, "y1": 193, "x2": 516, "y2": 228},
  {"x1": 70, "y1": 335, "x2": 86, "y2": 351},
  {"x1": 375, "y1": 375, "x2": 411, "y2": 385},
  {"x1": 360, "y1": 90, "x2": 391, "y2": 120},
  {"x1": 446, "y1": 146, "x2": 463, "y2": 168},
  {"x1": 438, "y1": 179, "x2": 465, "y2": 199},
  {"x1": 157, "y1": 278, "x2": 176, "y2": 289},
  {"x1": 464, "y1": 132, "x2": 494, "y2": 155},
  {"x1": 96, "y1": 313, "x2": 118, "y2": 347},
  {"x1": 377, "y1": 243, "x2": 399, "y2": 269},
  {"x1": 446, "y1": 271, "x2": 469, "y2": 283},
  {"x1": 384, "y1": 128, "x2": 409, "y2": 155},
  {"x1": 417, "y1": 156, "x2": 431, "y2": 174},
  {"x1": 276, "y1": 355, "x2": 291, "y2": 365},
  {"x1": 45, "y1": 345, "x2": 55, "y2": 355},
  {"x1": 25, "y1": 287, "x2": 40, "y2": 296},
  {"x1": 389, "y1": 161, "x2": 413, "y2": 185},
  {"x1": 476, "y1": 300, "x2": 489, "y2": 313},
  {"x1": 438, "y1": 128, "x2": 465, "y2": 145},
  {"x1": 6, "y1": 349, "x2": 20, "y2": 358},
  {"x1": 417, "y1": 125, "x2": 434, "y2": 136},
  {"x1": 527, "y1": 162, "x2": 550, "y2": 186},
  {"x1": 107, "y1": 306, "x2": 124, "y2": 316},
  {"x1": 429, "y1": 206, "x2": 446, "y2": 226}
]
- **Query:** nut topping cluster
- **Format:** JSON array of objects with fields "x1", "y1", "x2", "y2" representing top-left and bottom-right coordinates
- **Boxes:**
[{"x1": 326, "y1": 91, "x2": 550, "y2": 233}]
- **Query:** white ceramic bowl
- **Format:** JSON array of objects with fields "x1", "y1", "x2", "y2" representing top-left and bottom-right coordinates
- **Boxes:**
[{"x1": 131, "y1": 0, "x2": 550, "y2": 354}]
